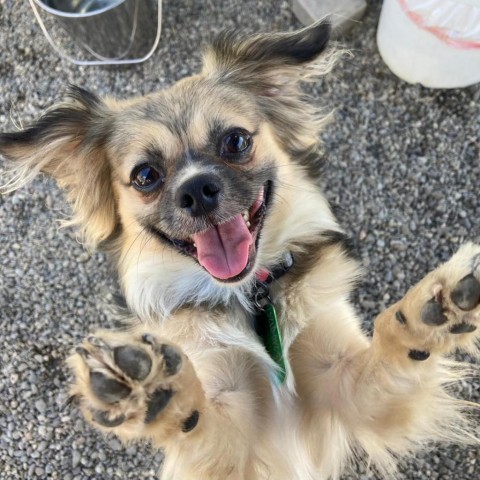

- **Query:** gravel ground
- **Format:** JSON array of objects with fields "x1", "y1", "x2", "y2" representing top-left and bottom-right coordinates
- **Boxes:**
[{"x1": 0, "y1": 0, "x2": 479, "y2": 479}]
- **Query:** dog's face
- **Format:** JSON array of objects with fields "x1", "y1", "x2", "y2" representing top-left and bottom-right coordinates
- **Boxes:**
[
  {"x1": 0, "y1": 21, "x2": 338, "y2": 316},
  {"x1": 110, "y1": 81, "x2": 276, "y2": 282}
]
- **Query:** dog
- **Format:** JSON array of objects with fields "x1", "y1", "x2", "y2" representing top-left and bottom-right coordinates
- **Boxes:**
[{"x1": 1, "y1": 19, "x2": 479, "y2": 480}]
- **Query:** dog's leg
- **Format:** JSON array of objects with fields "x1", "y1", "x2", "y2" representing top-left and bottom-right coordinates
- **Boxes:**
[
  {"x1": 68, "y1": 328, "x2": 281, "y2": 480},
  {"x1": 290, "y1": 242, "x2": 480, "y2": 477}
]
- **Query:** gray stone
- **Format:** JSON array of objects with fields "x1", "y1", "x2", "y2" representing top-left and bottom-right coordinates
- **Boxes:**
[
  {"x1": 0, "y1": 1, "x2": 479, "y2": 480},
  {"x1": 34, "y1": 399, "x2": 47, "y2": 414}
]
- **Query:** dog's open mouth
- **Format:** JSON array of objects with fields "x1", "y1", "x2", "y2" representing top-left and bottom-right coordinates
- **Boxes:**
[{"x1": 154, "y1": 182, "x2": 271, "y2": 282}]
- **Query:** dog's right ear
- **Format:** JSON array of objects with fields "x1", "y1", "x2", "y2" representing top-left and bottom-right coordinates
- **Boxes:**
[
  {"x1": 202, "y1": 19, "x2": 332, "y2": 96},
  {"x1": 0, "y1": 85, "x2": 117, "y2": 248}
]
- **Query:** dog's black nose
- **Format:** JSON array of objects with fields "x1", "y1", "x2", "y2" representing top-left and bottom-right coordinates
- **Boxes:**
[{"x1": 176, "y1": 174, "x2": 221, "y2": 216}]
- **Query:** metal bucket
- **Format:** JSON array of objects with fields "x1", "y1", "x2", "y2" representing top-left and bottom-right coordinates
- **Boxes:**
[{"x1": 29, "y1": 0, "x2": 162, "y2": 66}]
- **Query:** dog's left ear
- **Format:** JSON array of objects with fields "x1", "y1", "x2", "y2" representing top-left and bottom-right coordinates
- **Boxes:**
[{"x1": 202, "y1": 19, "x2": 332, "y2": 96}]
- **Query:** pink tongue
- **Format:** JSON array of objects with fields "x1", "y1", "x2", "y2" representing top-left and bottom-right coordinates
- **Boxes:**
[{"x1": 194, "y1": 214, "x2": 253, "y2": 280}]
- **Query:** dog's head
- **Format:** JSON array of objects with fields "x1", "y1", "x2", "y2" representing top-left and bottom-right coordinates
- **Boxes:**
[{"x1": 0, "y1": 20, "x2": 339, "y2": 317}]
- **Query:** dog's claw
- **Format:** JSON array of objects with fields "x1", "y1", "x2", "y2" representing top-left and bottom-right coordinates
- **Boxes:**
[
  {"x1": 142, "y1": 333, "x2": 158, "y2": 348},
  {"x1": 87, "y1": 336, "x2": 109, "y2": 349},
  {"x1": 75, "y1": 346, "x2": 90, "y2": 359}
]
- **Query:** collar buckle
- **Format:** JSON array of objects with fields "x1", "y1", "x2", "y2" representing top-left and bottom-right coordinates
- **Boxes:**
[{"x1": 250, "y1": 251, "x2": 294, "y2": 311}]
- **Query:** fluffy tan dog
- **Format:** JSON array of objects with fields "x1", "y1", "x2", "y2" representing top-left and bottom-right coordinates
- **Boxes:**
[{"x1": 1, "y1": 20, "x2": 479, "y2": 480}]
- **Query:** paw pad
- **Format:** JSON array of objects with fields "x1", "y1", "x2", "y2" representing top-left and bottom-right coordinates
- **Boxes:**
[
  {"x1": 160, "y1": 344, "x2": 183, "y2": 376},
  {"x1": 449, "y1": 322, "x2": 477, "y2": 334},
  {"x1": 90, "y1": 371, "x2": 131, "y2": 404},
  {"x1": 421, "y1": 299, "x2": 448, "y2": 326},
  {"x1": 87, "y1": 336, "x2": 108, "y2": 349},
  {"x1": 182, "y1": 410, "x2": 200, "y2": 433},
  {"x1": 450, "y1": 274, "x2": 480, "y2": 311},
  {"x1": 395, "y1": 310, "x2": 407, "y2": 324},
  {"x1": 408, "y1": 350, "x2": 430, "y2": 361},
  {"x1": 145, "y1": 388, "x2": 174, "y2": 424},
  {"x1": 113, "y1": 345, "x2": 152, "y2": 381}
]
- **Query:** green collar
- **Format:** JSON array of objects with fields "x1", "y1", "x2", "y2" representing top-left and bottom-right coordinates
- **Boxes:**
[{"x1": 250, "y1": 252, "x2": 293, "y2": 384}]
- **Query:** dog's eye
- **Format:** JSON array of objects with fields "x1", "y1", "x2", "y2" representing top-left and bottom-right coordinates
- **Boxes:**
[
  {"x1": 221, "y1": 130, "x2": 252, "y2": 158},
  {"x1": 131, "y1": 164, "x2": 163, "y2": 192}
]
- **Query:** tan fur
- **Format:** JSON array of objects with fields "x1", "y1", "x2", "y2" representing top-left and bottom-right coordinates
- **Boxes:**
[{"x1": 1, "y1": 20, "x2": 479, "y2": 480}]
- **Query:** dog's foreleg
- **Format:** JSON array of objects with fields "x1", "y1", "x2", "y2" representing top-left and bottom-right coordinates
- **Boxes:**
[
  {"x1": 290, "y1": 243, "x2": 480, "y2": 477},
  {"x1": 69, "y1": 328, "x2": 282, "y2": 480}
]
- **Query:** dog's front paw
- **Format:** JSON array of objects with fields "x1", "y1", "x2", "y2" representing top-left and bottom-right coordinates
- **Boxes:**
[
  {"x1": 68, "y1": 332, "x2": 204, "y2": 441},
  {"x1": 375, "y1": 243, "x2": 480, "y2": 362}
]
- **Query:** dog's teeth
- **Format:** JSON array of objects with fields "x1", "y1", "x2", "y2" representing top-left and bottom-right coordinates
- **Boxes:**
[
  {"x1": 242, "y1": 210, "x2": 250, "y2": 222},
  {"x1": 193, "y1": 243, "x2": 196, "y2": 248},
  {"x1": 246, "y1": 221, "x2": 251, "y2": 228}
]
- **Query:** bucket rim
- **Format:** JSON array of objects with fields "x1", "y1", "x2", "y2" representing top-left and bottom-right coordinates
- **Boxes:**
[{"x1": 33, "y1": 0, "x2": 127, "y2": 18}]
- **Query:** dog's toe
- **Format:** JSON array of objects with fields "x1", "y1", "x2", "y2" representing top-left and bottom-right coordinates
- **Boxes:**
[
  {"x1": 159, "y1": 344, "x2": 183, "y2": 376},
  {"x1": 90, "y1": 371, "x2": 131, "y2": 403},
  {"x1": 91, "y1": 409, "x2": 126, "y2": 427},
  {"x1": 114, "y1": 345, "x2": 152, "y2": 381},
  {"x1": 450, "y1": 274, "x2": 480, "y2": 311},
  {"x1": 420, "y1": 298, "x2": 448, "y2": 326}
]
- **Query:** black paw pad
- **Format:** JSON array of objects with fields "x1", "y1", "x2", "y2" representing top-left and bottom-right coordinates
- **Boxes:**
[
  {"x1": 449, "y1": 322, "x2": 477, "y2": 334},
  {"x1": 395, "y1": 311, "x2": 407, "y2": 325},
  {"x1": 90, "y1": 372, "x2": 131, "y2": 403},
  {"x1": 450, "y1": 274, "x2": 480, "y2": 311},
  {"x1": 182, "y1": 410, "x2": 200, "y2": 433},
  {"x1": 421, "y1": 299, "x2": 448, "y2": 326},
  {"x1": 145, "y1": 388, "x2": 173, "y2": 424},
  {"x1": 160, "y1": 345, "x2": 182, "y2": 376},
  {"x1": 114, "y1": 346, "x2": 152, "y2": 381},
  {"x1": 92, "y1": 409, "x2": 125, "y2": 427},
  {"x1": 408, "y1": 350, "x2": 430, "y2": 361}
]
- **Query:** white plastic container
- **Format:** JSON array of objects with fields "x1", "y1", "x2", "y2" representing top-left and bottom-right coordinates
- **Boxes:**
[{"x1": 377, "y1": 0, "x2": 480, "y2": 88}]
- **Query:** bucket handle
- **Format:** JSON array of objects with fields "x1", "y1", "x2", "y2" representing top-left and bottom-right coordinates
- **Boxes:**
[{"x1": 29, "y1": 0, "x2": 162, "y2": 66}]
